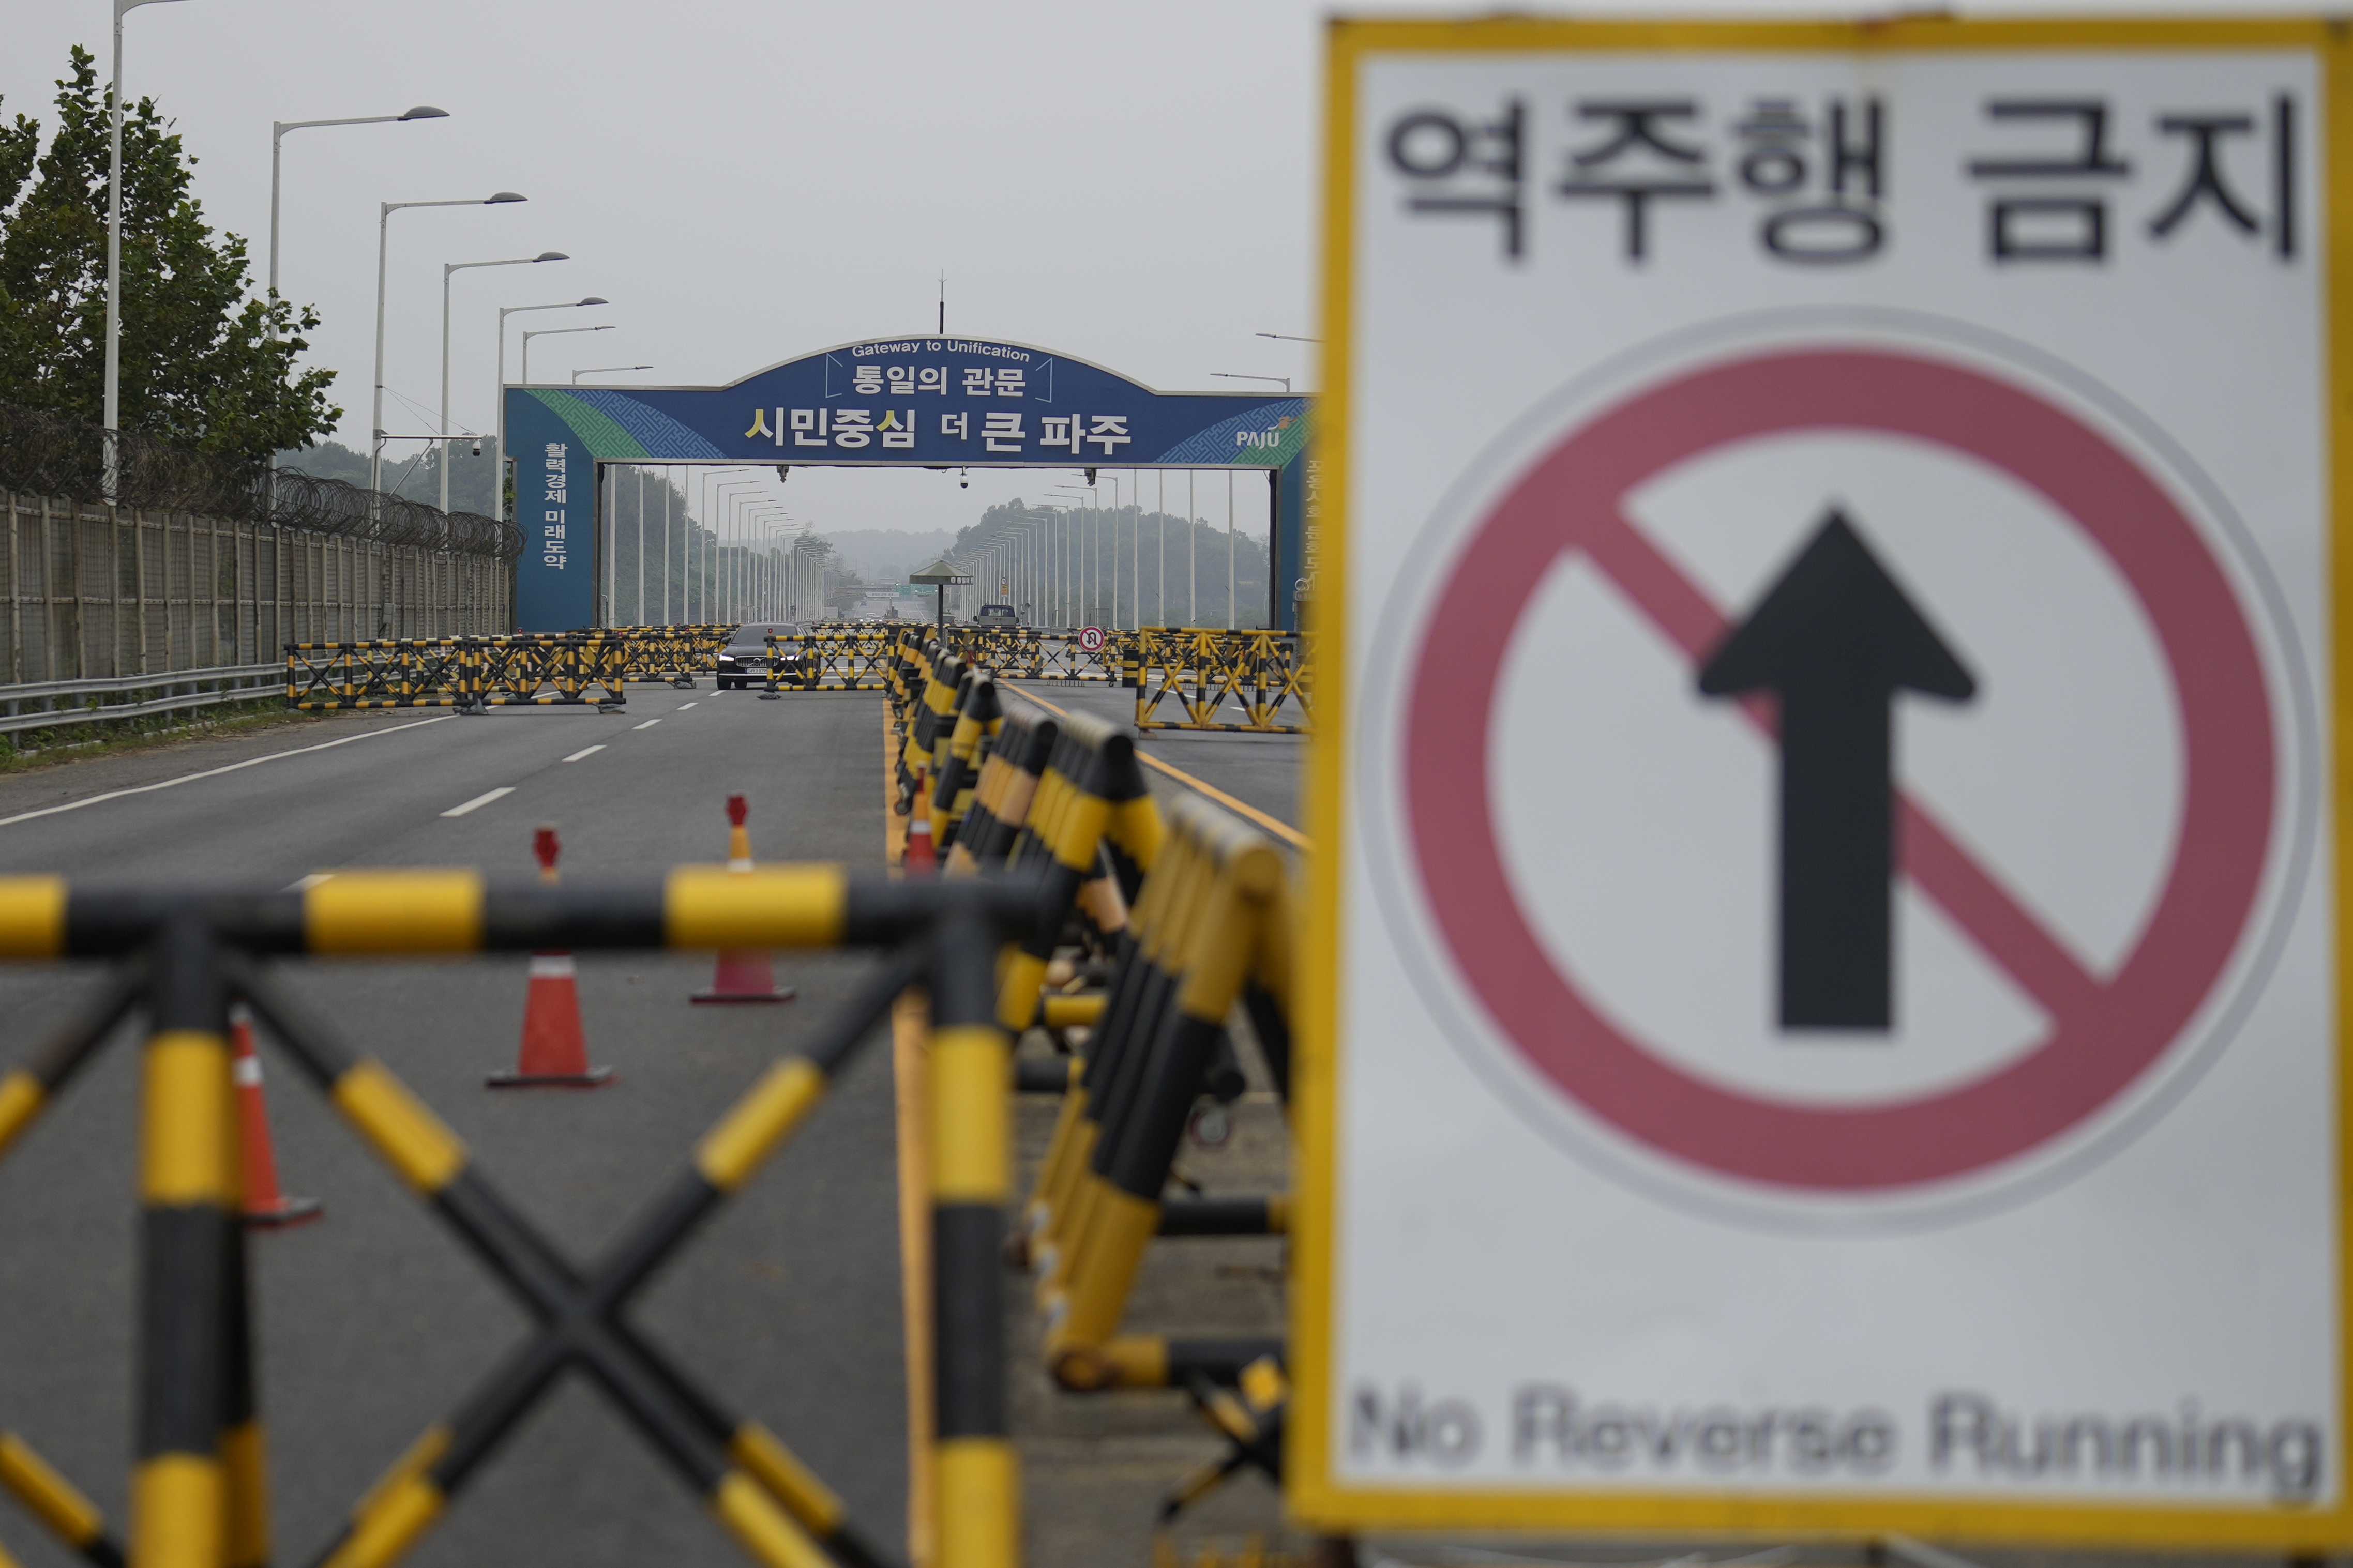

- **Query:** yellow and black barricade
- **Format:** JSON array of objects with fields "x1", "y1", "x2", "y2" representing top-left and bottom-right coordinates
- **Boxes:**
[
  {"x1": 1020, "y1": 796, "x2": 1290, "y2": 1395},
  {"x1": 1127, "y1": 629, "x2": 1312, "y2": 736},
  {"x1": 0, "y1": 867, "x2": 1033, "y2": 1568}
]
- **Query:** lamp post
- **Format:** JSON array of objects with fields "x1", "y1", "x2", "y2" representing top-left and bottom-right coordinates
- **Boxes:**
[
  {"x1": 103, "y1": 0, "x2": 194, "y2": 501},
  {"x1": 273, "y1": 106, "x2": 446, "y2": 318},
  {"x1": 496, "y1": 298, "x2": 606, "y2": 517},
  {"x1": 373, "y1": 191, "x2": 526, "y2": 498},
  {"x1": 735, "y1": 503, "x2": 788, "y2": 621},
  {"x1": 1209, "y1": 372, "x2": 1292, "y2": 392},
  {"x1": 572, "y1": 366, "x2": 651, "y2": 384},
  {"x1": 521, "y1": 324, "x2": 611, "y2": 384},
  {"x1": 1049, "y1": 488, "x2": 1089, "y2": 627},
  {"x1": 710, "y1": 481, "x2": 762, "y2": 621},
  {"x1": 441, "y1": 252, "x2": 564, "y2": 513}
]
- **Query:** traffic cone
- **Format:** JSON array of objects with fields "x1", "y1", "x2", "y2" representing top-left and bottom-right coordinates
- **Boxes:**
[
  {"x1": 231, "y1": 1003, "x2": 321, "y2": 1230},
  {"x1": 693, "y1": 794, "x2": 796, "y2": 1004},
  {"x1": 903, "y1": 815, "x2": 937, "y2": 876},
  {"x1": 489, "y1": 826, "x2": 617, "y2": 1087}
]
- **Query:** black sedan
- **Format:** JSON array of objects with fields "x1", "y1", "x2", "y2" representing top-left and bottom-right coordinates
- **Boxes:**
[{"x1": 716, "y1": 623, "x2": 796, "y2": 690}]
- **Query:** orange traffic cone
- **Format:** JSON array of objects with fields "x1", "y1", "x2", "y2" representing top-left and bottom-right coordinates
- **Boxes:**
[
  {"x1": 489, "y1": 826, "x2": 617, "y2": 1087},
  {"x1": 903, "y1": 815, "x2": 937, "y2": 876},
  {"x1": 694, "y1": 794, "x2": 796, "y2": 1004},
  {"x1": 231, "y1": 1002, "x2": 321, "y2": 1229}
]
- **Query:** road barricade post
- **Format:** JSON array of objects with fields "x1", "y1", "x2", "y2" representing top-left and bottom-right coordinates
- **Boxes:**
[{"x1": 0, "y1": 864, "x2": 1037, "y2": 1568}]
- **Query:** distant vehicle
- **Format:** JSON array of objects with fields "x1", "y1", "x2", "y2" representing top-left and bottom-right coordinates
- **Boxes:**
[
  {"x1": 716, "y1": 623, "x2": 795, "y2": 689},
  {"x1": 971, "y1": 603, "x2": 1020, "y2": 629}
]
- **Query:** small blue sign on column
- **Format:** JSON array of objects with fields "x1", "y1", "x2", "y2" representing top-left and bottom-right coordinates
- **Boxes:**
[{"x1": 507, "y1": 393, "x2": 598, "y2": 631}]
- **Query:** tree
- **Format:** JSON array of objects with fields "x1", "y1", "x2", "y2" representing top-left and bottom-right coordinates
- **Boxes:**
[{"x1": 0, "y1": 46, "x2": 338, "y2": 463}]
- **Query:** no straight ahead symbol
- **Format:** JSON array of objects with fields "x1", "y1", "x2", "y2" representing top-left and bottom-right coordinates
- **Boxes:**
[
  {"x1": 1700, "y1": 511, "x2": 1977, "y2": 1032},
  {"x1": 1396, "y1": 347, "x2": 2281, "y2": 1193}
]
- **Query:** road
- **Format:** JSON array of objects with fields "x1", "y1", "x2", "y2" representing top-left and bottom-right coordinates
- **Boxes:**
[{"x1": 0, "y1": 677, "x2": 1306, "y2": 1568}]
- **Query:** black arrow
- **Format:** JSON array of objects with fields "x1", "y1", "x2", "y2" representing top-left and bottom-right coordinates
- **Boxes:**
[{"x1": 1698, "y1": 511, "x2": 1975, "y2": 1031}]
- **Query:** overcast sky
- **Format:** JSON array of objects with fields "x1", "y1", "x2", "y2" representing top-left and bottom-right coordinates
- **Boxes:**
[{"x1": 4, "y1": 0, "x2": 2273, "y2": 542}]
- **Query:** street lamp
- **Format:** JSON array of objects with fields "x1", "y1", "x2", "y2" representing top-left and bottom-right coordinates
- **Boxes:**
[
  {"x1": 441, "y1": 251, "x2": 565, "y2": 512},
  {"x1": 710, "y1": 479, "x2": 763, "y2": 621},
  {"x1": 1210, "y1": 372, "x2": 1292, "y2": 392},
  {"x1": 521, "y1": 324, "x2": 611, "y2": 383},
  {"x1": 272, "y1": 106, "x2": 446, "y2": 319},
  {"x1": 733, "y1": 502, "x2": 788, "y2": 622},
  {"x1": 496, "y1": 298, "x2": 606, "y2": 516},
  {"x1": 103, "y1": 0, "x2": 194, "y2": 500},
  {"x1": 373, "y1": 191, "x2": 525, "y2": 497},
  {"x1": 573, "y1": 365, "x2": 652, "y2": 384},
  {"x1": 1049, "y1": 485, "x2": 1092, "y2": 627},
  {"x1": 1255, "y1": 333, "x2": 1323, "y2": 343}
]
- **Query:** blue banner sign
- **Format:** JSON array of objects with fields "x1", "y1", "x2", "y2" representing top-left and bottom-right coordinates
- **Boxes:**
[{"x1": 502, "y1": 335, "x2": 1313, "y2": 631}]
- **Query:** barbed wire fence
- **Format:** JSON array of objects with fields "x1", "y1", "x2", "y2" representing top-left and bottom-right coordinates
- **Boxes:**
[{"x1": 0, "y1": 400, "x2": 522, "y2": 684}]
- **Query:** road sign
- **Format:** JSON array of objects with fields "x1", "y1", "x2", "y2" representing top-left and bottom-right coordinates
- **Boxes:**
[
  {"x1": 1301, "y1": 18, "x2": 2347, "y2": 1549},
  {"x1": 1078, "y1": 626, "x2": 1106, "y2": 653}
]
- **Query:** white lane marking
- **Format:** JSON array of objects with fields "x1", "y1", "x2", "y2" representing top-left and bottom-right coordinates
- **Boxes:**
[
  {"x1": 284, "y1": 873, "x2": 334, "y2": 893},
  {"x1": 632, "y1": 719, "x2": 661, "y2": 731},
  {"x1": 441, "y1": 786, "x2": 514, "y2": 818},
  {"x1": 676, "y1": 702, "x2": 698, "y2": 710},
  {"x1": 0, "y1": 715, "x2": 457, "y2": 829},
  {"x1": 563, "y1": 745, "x2": 606, "y2": 763}
]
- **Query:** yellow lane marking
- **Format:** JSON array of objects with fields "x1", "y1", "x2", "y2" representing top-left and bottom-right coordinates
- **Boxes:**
[{"x1": 998, "y1": 682, "x2": 1312, "y2": 852}]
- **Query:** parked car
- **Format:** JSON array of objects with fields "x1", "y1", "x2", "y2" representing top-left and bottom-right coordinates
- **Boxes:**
[
  {"x1": 971, "y1": 603, "x2": 1020, "y2": 629},
  {"x1": 717, "y1": 623, "x2": 795, "y2": 689}
]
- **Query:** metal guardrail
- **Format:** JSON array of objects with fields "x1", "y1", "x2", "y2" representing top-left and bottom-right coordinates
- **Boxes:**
[{"x1": 0, "y1": 663, "x2": 286, "y2": 737}]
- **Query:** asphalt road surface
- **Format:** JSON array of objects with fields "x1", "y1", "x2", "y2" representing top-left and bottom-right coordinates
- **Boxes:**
[{"x1": 0, "y1": 679, "x2": 1307, "y2": 1568}]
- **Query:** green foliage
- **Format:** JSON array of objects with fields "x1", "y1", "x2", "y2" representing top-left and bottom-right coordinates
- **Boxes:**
[{"x1": 0, "y1": 45, "x2": 339, "y2": 463}]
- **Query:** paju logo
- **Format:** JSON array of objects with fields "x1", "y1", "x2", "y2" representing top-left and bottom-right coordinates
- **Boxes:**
[{"x1": 1235, "y1": 414, "x2": 1296, "y2": 450}]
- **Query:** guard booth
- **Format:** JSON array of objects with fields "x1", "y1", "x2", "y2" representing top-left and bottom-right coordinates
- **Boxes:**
[
  {"x1": 907, "y1": 557, "x2": 972, "y2": 634},
  {"x1": 500, "y1": 337, "x2": 1314, "y2": 633}
]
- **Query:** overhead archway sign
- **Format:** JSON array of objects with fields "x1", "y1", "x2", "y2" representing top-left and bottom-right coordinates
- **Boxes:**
[
  {"x1": 1300, "y1": 17, "x2": 2347, "y2": 1551},
  {"x1": 501, "y1": 336, "x2": 1311, "y2": 630}
]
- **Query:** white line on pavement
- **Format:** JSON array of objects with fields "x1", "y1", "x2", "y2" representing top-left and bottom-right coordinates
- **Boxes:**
[
  {"x1": 563, "y1": 745, "x2": 606, "y2": 763},
  {"x1": 284, "y1": 873, "x2": 333, "y2": 892},
  {"x1": 632, "y1": 719, "x2": 661, "y2": 730},
  {"x1": 441, "y1": 786, "x2": 514, "y2": 818},
  {"x1": 676, "y1": 702, "x2": 697, "y2": 709},
  {"x1": 0, "y1": 715, "x2": 457, "y2": 829}
]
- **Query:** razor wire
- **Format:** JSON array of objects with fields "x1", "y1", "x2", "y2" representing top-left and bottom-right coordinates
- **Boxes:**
[{"x1": 0, "y1": 400, "x2": 519, "y2": 561}]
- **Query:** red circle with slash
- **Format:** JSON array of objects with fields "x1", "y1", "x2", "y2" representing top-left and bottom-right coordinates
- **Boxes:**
[
  {"x1": 1404, "y1": 348, "x2": 2276, "y2": 1191},
  {"x1": 1078, "y1": 626, "x2": 1107, "y2": 652}
]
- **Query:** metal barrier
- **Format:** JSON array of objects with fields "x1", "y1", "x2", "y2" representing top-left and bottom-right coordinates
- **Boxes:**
[
  {"x1": 610, "y1": 624, "x2": 734, "y2": 684},
  {"x1": 921, "y1": 625, "x2": 1314, "y2": 734},
  {"x1": 759, "y1": 629, "x2": 903, "y2": 694},
  {"x1": 889, "y1": 635, "x2": 1299, "y2": 1529},
  {"x1": 0, "y1": 867, "x2": 1029, "y2": 1568},
  {"x1": 283, "y1": 636, "x2": 630, "y2": 712},
  {"x1": 938, "y1": 628, "x2": 1125, "y2": 685},
  {"x1": 0, "y1": 662, "x2": 286, "y2": 737},
  {"x1": 1125, "y1": 629, "x2": 1312, "y2": 736}
]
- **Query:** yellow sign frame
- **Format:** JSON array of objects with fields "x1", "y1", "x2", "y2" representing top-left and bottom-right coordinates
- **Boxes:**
[{"x1": 1294, "y1": 14, "x2": 2353, "y2": 1549}]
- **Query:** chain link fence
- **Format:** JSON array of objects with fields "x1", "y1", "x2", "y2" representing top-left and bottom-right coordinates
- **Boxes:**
[{"x1": 0, "y1": 400, "x2": 520, "y2": 683}]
